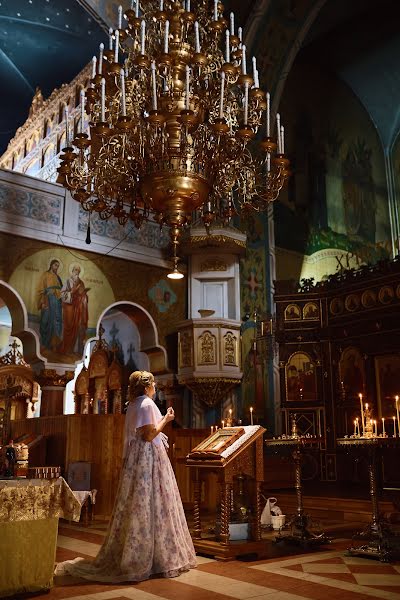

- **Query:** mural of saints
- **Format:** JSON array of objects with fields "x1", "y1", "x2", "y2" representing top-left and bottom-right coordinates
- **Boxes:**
[
  {"x1": 36, "y1": 259, "x2": 63, "y2": 352},
  {"x1": 59, "y1": 264, "x2": 90, "y2": 356}
]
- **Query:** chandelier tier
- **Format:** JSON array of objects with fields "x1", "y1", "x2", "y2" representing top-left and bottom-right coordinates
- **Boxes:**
[{"x1": 57, "y1": 0, "x2": 290, "y2": 269}]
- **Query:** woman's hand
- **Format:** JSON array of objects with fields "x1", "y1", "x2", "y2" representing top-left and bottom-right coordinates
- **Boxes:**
[{"x1": 165, "y1": 406, "x2": 175, "y2": 423}]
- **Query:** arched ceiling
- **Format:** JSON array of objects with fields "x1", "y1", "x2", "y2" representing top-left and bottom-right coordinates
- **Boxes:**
[
  {"x1": 2, "y1": 0, "x2": 400, "y2": 155},
  {"x1": 0, "y1": 0, "x2": 106, "y2": 153},
  {"x1": 300, "y1": 0, "x2": 400, "y2": 149}
]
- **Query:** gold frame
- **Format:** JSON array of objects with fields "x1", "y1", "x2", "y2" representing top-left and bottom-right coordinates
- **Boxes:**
[{"x1": 189, "y1": 427, "x2": 244, "y2": 458}]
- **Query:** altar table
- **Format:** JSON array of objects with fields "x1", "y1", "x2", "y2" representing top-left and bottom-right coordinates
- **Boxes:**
[{"x1": 0, "y1": 477, "x2": 81, "y2": 598}]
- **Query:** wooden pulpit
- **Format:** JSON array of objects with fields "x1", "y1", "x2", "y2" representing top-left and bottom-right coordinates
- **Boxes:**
[{"x1": 186, "y1": 425, "x2": 266, "y2": 560}]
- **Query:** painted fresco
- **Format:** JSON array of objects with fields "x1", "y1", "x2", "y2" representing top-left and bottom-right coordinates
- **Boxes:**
[
  {"x1": 276, "y1": 63, "x2": 391, "y2": 282},
  {"x1": 8, "y1": 249, "x2": 115, "y2": 363},
  {"x1": 1, "y1": 233, "x2": 186, "y2": 366}
]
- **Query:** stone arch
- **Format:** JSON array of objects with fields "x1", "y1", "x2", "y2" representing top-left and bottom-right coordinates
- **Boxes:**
[
  {"x1": 0, "y1": 280, "x2": 43, "y2": 367},
  {"x1": 97, "y1": 301, "x2": 168, "y2": 375}
]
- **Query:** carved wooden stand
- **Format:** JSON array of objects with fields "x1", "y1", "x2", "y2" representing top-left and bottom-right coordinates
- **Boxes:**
[{"x1": 186, "y1": 426, "x2": 266, "y2": 560}]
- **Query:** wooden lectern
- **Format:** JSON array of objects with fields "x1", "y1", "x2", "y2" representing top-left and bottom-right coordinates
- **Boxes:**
[{"x1": 186, "y1": 425, "x2": 266, "y2": 560}]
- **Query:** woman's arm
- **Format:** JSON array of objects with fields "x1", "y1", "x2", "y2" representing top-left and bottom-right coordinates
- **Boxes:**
[{"x1": 137, "y1": 406, "x2": 175, "y2": 442}]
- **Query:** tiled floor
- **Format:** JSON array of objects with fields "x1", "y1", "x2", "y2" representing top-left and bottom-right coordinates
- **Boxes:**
[{"x1": 27, "y1": 521, "x2": 400, "y2": 600}]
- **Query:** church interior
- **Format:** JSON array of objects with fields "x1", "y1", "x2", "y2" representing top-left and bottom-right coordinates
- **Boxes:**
[{"x1": 1, "y1": 0, "x2": 400, "y2": 598}]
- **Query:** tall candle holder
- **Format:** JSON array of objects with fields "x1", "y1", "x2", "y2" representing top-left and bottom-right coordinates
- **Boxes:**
[{"x1": 363, "y1": 404, "x2": 374, "y2": 438}]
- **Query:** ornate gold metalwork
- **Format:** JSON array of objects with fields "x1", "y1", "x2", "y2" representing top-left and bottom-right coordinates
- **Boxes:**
[
  {"x1": 179, "y1": 330, "x2": 194, "y2": 368},
  {"x1": 56, "y1": 0, "x2": 290, "y2": 261},
  {"x1": 36, "y1": 369, "x2": 74, "y2": 388},
  {"x1": 198, "y1": 330, "x2": 217, "y2": 364},
  {"x1": 223, "y1": 331, "x2": 237, "y2": 366}
]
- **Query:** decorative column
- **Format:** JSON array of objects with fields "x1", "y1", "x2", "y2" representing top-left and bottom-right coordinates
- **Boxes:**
[{"x1": 36, "y1": 369, "x2": 74, "y2": 416}]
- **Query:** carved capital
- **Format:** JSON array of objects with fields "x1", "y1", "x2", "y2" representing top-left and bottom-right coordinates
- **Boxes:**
[{"x1": 36, "y1": 369, "x2": 74, "y2": 389}]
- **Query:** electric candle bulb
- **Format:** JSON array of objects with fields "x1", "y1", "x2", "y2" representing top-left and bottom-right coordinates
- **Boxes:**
[
  {"x1": 91, "y1": 56, "x2": 97, "y2": 79},
  {"x1": 241, "y1": 44, "x2": 246, "y2": 75},
  {"x1": 98, "y1": 43, "x2": 104, "y2": 75},
  {"x1": 266, "y1": 92, "x2": 270, "y2": 137},
  {"x1": 64, "y1": 106, "x2": 69, "y2": 146},
  {"x1": 114, "y1": 29, "x2": 119, "y2": 63},
  {"x1": 186, "y1": 0, "x2": 190, "y2": 11},
  {"x1": 194, "y1": 21, "x2": 200, "y2": 53},
  {"x1": 219, "y1": 71, "x2": 225, "y2": 119},
  {"x1": 214, "y1": 0, "x2": 218, "y2": 21},
  {"x1": 164, "y1": 20, "x2": 169, "y2": 54},
  {"x1": 276, "y1": 113, "x2": 281, "y2": 153},
  {"x1": 185, "y1": 65, "x2": 190, "y2": 110},
  {"x1": 238, "y1": 26, "x2": 243, "y2": 42},
  {"x1": 109, "y1": 27, "x2": 114, "y2": 51},
  {"x1": 140, "y1": 20, "x2": 146, "y2": 55},
  {"x1": 230, "y1": 11, "x2": 234, "y2": 35},
  {"x1": 118, "y1": 5, "x2": 122, "y2": 29},
  {"x1": 225, "y1": 29, "x2": 230, "y2": 63},
  {"x1": 120, "y1": 69, "x2": 126, "y2": 116},
  {"x1": 280, "y1": 125, "x2": 285, "y2": 154},
  {"x1": 100, "y1": 77, "x2": 106, "y2": 122},
  {"x1": 244, "y1": 81, "x2": 249, "y2": 125},
  {"x1": 151, "y1": 61, "x2": 157, "y2": 111},
  {"x1": 80, "y1": 89, "x2": 85, "y2": 133},
  {"x1": 135, "y1": 0, "x2": 139, "y2": 18}
]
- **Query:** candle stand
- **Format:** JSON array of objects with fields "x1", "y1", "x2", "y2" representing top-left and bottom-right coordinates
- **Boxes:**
[
  {"x1": 265, "y1": 436, "x2": 330, "y2": 548},
  {"x1": 337, "y1": 436, "x2": 400, "y2": 562}
]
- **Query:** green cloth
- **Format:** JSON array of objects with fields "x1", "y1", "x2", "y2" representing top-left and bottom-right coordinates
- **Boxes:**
[{"x1": 0, "y1": 517, "x2": 58, "y2": 598}]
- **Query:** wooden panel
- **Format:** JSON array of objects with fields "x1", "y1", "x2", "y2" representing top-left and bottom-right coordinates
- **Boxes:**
[{"x1": 66, "y1": 414, "x2": 124, "y2": 516}]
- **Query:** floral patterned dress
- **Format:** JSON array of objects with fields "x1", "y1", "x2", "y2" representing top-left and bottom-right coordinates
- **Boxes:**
[{"x1": 55, "y1": 395, "x2": 197, "y2": 583}]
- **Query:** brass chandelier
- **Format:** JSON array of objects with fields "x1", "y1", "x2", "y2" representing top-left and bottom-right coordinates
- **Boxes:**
[{"x1": 57, "y1": 0, "x2": 290, "y2": 276}]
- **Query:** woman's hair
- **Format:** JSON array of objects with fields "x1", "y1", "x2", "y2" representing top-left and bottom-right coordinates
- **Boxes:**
[{"x1": 129, "y1": 370, "x2": 154, "y2": 399}]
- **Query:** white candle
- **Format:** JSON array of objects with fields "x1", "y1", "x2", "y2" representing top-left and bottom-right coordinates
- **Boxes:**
[
  {"x1": 238, "y1": 26, "x2": 242, "y2": 42},
  {"x1": 80, "y1": 89, "x2": 85, "y2": 133},
  {"x1": 276, "y1": 113, "x2": 281, "y2": 153},
  {"x1": 164, "y1": 20, "x2": 169, "y2": 53},
  {"x1": 353, "y1": 420, "x2": 357, "y2": 436},
  {"x1": 140, "y1": 20, "x2": 146, "y2": 55},
  {"x1": 100, "y1": 77, "x2": 106, "y2": 122},
  {"x1": 194, "y1": 21, "x2": 200, "y2": 53},
  {"x1": 120, "y1": 69, "x2": 126, "y2": 116},
  {"x1": 219, "y1": 70, "x2": 225, "y2": 119},
  {"x1": 222, "y1": 419, "x2": 225, "y2": 428},
  {"x1": 109, "y1": 27, "x2": 114, "y2": 50},
  {"x1": 91, "y1": 56, "x2": 97, "y2": 79},
  {"x1": 280, "y1": 125, "x2": 285, "y2": 154},
  {"x1": 229, "y1": 408, "x2": 232, "y2": 418},
  {"x1": 210, "y1": 425, "x2": 213, "y2": 434},
  {"x1": 266, "y1": 153, "x2": 271, "y2": 173},
  {"x1": 396, "y1": 396, "x2": 400, "y2": 435},
  {"x1": 266, "y1": 92, "x2": 270, "y2": 136},
  {"x1": 225, "y1": 29, "x2": 230, "y2": 63},
  {"x1": 394, "y1": 416, "x2": 397, "y2": 437},
  {"x1": 151, "y1": 61, "x2": 157, "y2": 111},
  {"x1": 214, "y1": 0, "x2": 218, "y2": 21},
  {"x1": 230, "y1": 11, "x2": 234, "y2": 35},
  {"x1": 250, "y1": 406, "x2": 253, "y2": 425},
  {"x1": 241, "y1": 44, "x2": 246, "y2": 75},
  {"x1": 64, "y1": 106, "x2": 69, "y2": 146},
  {"x1": 98, "y1": 42, "x2": 104, "y2": 74},
  {"x1": 187, "y1": 0, "x2": 190, "y2": 11},
  {"x1": 244, "y1": 81, "x2": 249, "y2": 125},
  {"x1": 254, "y1": 68, "x2": 259, "y2": 89},
  {"x1": 114, "y1": 29, "x2": 119, "y2": 63},
  {"x1": 160, "y1": 0, "x2": 164, "y2": 10},
  {"x1": 373, "y1": 420, "x2": 377, "y2": 436},
  {"x1": 359, "y1": 393, "x2": 365, "y2": 435},
  {"x1": 185, "y1": 65, "x2": 190, "y2": 110},
  {"x1": 356, "y1": 417, "x2": 360, "y2": 436},
  {"x1": 135, "y1": 0, "x2": 139, "y2": 18},
  {"x1": 118, "y1": 5, "x2": 123, "y2": 29},
  {"x1": 382, "y1": 417, "x2": 386, "y2": 436},
  {"x1": 252, "y1": 56, "x2": 257, "y2": 82}
]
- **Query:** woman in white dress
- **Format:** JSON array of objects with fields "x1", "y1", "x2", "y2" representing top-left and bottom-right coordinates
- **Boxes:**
[{"x1": 56, "y1": 370, "x2": 196, "y2": 583}]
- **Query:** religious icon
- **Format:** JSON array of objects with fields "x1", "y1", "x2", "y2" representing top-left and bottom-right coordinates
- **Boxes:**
[
  {"x1": 339, "y1": 347, "x2": 365, "y2": 401},
  {"x1": 58, "y1": 263, "x2": 90, "y2": 356},
  {"x1": 36, "y1": 258, "x2": 63, "y2": 352},
  {"x1": 284, "y1": 304, "x2": 301, "y2": 321},
  {"x1": 285, "y1": 352, "x2": 317, "y2": 402},
  {"x1": 189, "y1": 427, "x2": 244, "y2": 459},
  {"x1": 303, "y1": 302, "x2": 319, "y2": 320}
]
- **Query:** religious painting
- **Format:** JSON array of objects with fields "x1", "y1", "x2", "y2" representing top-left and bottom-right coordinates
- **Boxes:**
[
  {"x1": 378, "y1": 286, "x2": 394, "y2": 305},
  {"x1": 285, "y1": 352, "x2": 317, "y2": 402},
  {"x1": 330, "y1": 297, "x2": 344, "y2": 316},
  {"x1": 339, "y1": 347, "x2": 365, "y2": 401},
  {"x1": 361, "y1": 289, "x2": 377, "y2": 309},
  {"x1": 303, "y1": 302, "x2": 319, "y2": 320},
  {"x1": 189, "y1": 427, "x2": 244, "y2": 459},
  {"x1": 375, "y1": 354, "x2": 400, "y2": 417},
  {"x1": 345, "y1": 294, "x2": 360, "y2": 312},
  {"x1": 8, "y1": 248, "x2": 115, "y2": 364},
  {"x1": 284, "y1": 304, "x2": 301, "y2": 321},
  {"x1": 148, "y1": 279, "x2": 177, "y2": 313}
]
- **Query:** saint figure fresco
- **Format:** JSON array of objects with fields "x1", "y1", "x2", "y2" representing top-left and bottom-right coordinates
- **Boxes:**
[
  {"x1": 59, "y1": 264, "x2": 90, "y2": 355},
  {"x1": 37, "y1": 259, "x2": 63, "y2": 351}
]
